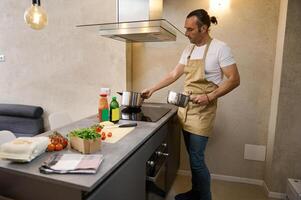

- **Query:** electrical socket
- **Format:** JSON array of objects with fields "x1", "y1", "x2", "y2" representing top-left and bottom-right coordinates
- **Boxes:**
[{"x1": 0, "y1": 55, "x2": 5, "y2": 62}]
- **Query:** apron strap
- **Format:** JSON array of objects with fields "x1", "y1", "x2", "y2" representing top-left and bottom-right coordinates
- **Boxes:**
[
  {"x1": 187, "y1": 45, "x2": 195, "y2": 60},
  {"x1": 187, "y1": 38, "x2": 212, "y2": 62},
  {"x1": 203, "y1": 37, "x2": 213, "y2": 62}
]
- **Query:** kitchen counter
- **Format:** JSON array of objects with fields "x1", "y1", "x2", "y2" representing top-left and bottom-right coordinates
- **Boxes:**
[{"x1": 0, "y1": 103, "x2": 180, "y2": 200}]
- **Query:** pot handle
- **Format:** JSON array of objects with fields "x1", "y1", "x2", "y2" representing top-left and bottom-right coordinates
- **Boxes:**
[{"x1": 117, "y1": 92, "x2": 123, "y2": 96}]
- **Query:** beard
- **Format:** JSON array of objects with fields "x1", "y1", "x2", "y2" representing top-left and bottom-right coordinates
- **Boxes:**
[{"x1": 188, "y1": 37, "x2": 196, "y2": 44}]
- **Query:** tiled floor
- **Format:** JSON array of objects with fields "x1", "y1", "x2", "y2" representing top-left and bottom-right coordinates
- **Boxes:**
[{"x1": 165, "y1": 174, "x2": 278, "y2": 200}]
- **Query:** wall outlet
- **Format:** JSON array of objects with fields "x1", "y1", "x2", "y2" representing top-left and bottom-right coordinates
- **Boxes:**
[
  {"x1": 0, "y1": 54, "x2": 5, "y2": 62},
  {"x1": 244, "y1": 144, "x2": 266, "y2": 161}
]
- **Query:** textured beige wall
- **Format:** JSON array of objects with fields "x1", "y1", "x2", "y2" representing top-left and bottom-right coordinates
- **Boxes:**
[
  {"x1": 264, "y1": 0, "x2": 287, "y2": 193},
  {"x1": 132, "y1": 0, "x2": 280, "y2": 180},
  {"x1": 0, "y1": 0, "x2": 127, "y2": 129},
  {"x1": 264, "y1": 0, "x2": 301, "y2": 193}
]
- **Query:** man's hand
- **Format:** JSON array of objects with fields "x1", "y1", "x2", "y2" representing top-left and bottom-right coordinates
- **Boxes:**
[
  {"x1": 191, "y1": 94, "x2": 210, "y2": 106},
  {"x1": 141, "y1": 88, "x2": 154, "y2": 99}
]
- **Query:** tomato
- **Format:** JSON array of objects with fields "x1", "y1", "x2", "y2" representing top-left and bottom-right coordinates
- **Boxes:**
[
  {"x1": 96, "y1": 127, "x2": 102, "y2": 133},
  {"x1": 55, "y1": 143, "x2": 63, "y2": 151},
  {"x1": 101, "y1": 132, "x2": 106, "y2": 137},
  {"x1": 47, "y1": 143, "x2": 55, "y2": 152},
  {"x1": 101, "y1": 135, "x2": 106, "y2": 140},
  {"x1": 107, "y1": 132, "x2": 112, "y2": 137},
  {"x1": 59, "y1": 137, "x2": 65, "y2": 144},
  {"x1": 62, "y1": 139, "x2": 68, "y2": 148}
]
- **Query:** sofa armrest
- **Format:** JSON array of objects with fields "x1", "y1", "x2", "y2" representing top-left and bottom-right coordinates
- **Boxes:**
[{"x1": 0, "y1": 104, "x2": 43, "y2": 118}]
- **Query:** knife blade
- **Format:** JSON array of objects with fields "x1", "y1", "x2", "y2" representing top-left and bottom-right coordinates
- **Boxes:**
[{"x1": 104, "y1": 123, "x2": 137, "y2": 129}]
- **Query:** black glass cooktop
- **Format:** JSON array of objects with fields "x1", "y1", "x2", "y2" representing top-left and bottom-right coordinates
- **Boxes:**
[{"x1": 121, "y1": 106, "x2": 171, "y2": 122}]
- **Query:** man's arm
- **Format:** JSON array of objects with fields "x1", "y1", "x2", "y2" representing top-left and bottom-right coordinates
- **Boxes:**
[
  {"x1": 141, "y1": 63, "x2": 185, "y2": 98},
  {"x1": 191, "y1": 64, "x2": 240, "y2": 105},
  {"x1": 208, "y1": 63, "x2": 240, "y2": 101}
]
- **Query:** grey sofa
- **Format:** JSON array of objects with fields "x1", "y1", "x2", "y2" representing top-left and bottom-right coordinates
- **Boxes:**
[{"x1": 0, "y1": 104, "x2": 44, "y2": 137}]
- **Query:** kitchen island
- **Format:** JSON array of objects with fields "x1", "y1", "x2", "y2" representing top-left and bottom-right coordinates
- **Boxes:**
[{"x1": 0, "y1": 103, "x2": 180, "y2": 200}]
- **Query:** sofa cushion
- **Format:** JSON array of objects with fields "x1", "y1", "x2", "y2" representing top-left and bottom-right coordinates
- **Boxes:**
[
  {"x1": 0, "y1": 116, "x2": 44, "y2": 137},
  {"x1": 0, "y1": 104, "x2": 43, "y2": 118}
]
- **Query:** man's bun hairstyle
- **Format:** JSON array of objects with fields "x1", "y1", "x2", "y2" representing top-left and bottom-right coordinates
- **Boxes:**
[{"x1": 210, "y1": 16, "x2": 218, "y2": 25}]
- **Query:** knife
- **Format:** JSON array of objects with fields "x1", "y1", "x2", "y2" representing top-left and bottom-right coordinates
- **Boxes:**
[{"x1": 104, "y1": 123, "x2": 137, "y2": 128}]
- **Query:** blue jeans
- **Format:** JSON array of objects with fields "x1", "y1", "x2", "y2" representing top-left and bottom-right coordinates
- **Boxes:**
[{"x1": 182, "y1": 130, "x2": 211, "y2": 200}]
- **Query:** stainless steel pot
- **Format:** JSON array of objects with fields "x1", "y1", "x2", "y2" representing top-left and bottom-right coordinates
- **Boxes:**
[
  {"x1": 117, "y1": 91, "x2": 144, "y2": 108},
  {"x1": 167, "y1": 91, "x2": 190, "y2": 108}
]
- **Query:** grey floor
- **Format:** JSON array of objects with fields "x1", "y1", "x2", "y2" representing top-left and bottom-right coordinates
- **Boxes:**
[{"x1": 165, "y1": 174, "x2": 278, "y2": 200}]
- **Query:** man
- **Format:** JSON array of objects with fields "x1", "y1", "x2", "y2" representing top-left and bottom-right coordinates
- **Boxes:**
[{"x1": 141, "y1": 9, "x2": 240, "y2": 200}]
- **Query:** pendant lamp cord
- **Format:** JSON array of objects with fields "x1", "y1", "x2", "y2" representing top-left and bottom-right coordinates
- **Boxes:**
[{"x1": 32, "y1": 0, "x2": 41, "y2": 6}]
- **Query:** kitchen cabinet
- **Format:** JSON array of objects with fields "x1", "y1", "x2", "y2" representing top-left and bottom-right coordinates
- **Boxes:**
[
  {"x1": 0, "y1": 103, "x2": 180, "y2": 200},
  {"x1": 166, "y1": 115, "x2": 181, "y2": 192},
  {"x1": 86, "y1": 114, "x2": 180, "y2": 200}
]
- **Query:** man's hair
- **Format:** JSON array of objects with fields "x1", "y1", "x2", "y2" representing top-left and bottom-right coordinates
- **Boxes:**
[{"x1": 187, "y1": 9, "x2": 218, "y2": 29}]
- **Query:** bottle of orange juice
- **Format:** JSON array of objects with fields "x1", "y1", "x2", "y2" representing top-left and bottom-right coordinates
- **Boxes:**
[{"x1": 98, "y1": 93, "x2": 109, "y2": 122}]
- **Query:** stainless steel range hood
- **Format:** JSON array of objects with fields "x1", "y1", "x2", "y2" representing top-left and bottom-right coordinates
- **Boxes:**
[{"x1": 76, "y1": 0, "x2": 184, "y2": 42}]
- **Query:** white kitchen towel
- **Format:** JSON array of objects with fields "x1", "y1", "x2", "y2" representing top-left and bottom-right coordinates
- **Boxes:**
[{"x1": 0, "y1": 137, "x2": 49, "y2": 162}]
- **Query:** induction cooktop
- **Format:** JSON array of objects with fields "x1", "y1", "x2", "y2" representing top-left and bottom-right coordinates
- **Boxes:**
[{"x1": 121, "y1": 106, "x2": 171, "y2": 122}]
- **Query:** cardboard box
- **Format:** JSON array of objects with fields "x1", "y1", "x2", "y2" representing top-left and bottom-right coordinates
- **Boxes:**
[{"x1": 70, "y1": 136, "x2": 101, "y2": 154}]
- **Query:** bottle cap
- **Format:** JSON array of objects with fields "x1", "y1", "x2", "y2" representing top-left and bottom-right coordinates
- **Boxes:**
[
  {"x1": 112, "y1": 96, "x2": 116, "y2": 100},
  {"x1": 100, "y1": 88, "x2": 111, "y2": 96}
]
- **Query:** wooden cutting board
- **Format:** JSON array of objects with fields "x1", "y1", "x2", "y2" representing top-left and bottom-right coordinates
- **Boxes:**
[{"x1": 102, "y1": 127, "x2": 135, "y2": 143}]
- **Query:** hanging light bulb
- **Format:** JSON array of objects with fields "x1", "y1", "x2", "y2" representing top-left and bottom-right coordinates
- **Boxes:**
[
  {"x1": 209, "y1": 0, "x2": 231, "y2": 13},
  {"x1": 24, "y1": 0, "x2": 48, "y2": 30}
]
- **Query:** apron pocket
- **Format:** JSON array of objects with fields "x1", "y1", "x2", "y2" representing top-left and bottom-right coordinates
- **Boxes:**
[{"x1": 187, "y1": 102, "x2": 206, "y2": 115}]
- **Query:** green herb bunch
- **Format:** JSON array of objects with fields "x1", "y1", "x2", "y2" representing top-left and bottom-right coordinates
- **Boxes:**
[{"x1": 70, "y1": 128, "x2": 101, "y2": 140}]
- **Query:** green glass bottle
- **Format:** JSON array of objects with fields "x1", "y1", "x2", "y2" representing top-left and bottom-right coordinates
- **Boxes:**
[{"x1": 110, "y1": 96, "x2": 120, "y2": 123}]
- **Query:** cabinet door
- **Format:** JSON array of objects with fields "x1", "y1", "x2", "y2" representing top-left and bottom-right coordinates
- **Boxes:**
[
  {"x1": 166, "y1": 114, "x2": 181, "y2": 192},
  {"x1": 86, "y1": 147, "x2": 146, "y2": 200},
  {"x1": 0, "y1": 171, "x2": 81, "y2": 200},
  {"x1": 86, "y1": 124, "x2": 169, "y2": 200}
]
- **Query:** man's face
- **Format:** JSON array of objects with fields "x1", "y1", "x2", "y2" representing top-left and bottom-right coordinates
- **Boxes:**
[{"x1": 184, "y1": 16, "x2": 206, "y2": 44}]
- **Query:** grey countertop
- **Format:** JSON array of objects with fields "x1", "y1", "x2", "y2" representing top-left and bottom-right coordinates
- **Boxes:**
[{"x1": 0, "y1": 103, "x2": 178, "y2": 192}]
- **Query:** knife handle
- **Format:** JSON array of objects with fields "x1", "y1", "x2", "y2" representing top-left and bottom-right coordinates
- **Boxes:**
[{"x1": 119, "y1": 123, "x2": 137, "y2": 128}]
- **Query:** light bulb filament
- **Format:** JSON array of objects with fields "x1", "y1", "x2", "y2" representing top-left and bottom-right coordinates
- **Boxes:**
[{"x1": 33, "y1": 12, "x2": 42, "y2": 24}]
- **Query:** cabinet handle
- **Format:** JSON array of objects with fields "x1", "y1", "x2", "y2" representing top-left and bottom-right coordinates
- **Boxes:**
[
  {"x1": 161, "y1": 143, "x2": 167, "y2": 147},
  {"x1": 147, "y1": 160, "x2": 155, "y2": 167},
  {"x1": 156, "y1": 151, "x2": 169, "y2": 157}
]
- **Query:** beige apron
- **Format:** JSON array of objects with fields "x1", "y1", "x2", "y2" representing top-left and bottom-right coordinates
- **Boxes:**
[{"x1": 178, "y1": 38, "x2": 218, "y2": 137}]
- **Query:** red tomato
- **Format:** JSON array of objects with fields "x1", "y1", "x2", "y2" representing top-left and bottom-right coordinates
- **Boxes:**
[
  {"x1": 101, "y1": 135, "x2": 106, "y2": 140},
  {"x1": 55, "y1": 143, "x2": 63, "y2": 151},
  {"x1": 62, "y1": 139, "x2": 68, "y2": 148},
  {"x1": 47, "y1": 143, "x2": 55, "y2": 151},
  {"x1": 101, "y1": 132, "x2": 106, "y2": 137},
  {"x1": 96, "y1": 127, "x2": 102, "y2": 133},
  {"x1": 107, "y1": 132, "x2": 112, "y2": 137}
]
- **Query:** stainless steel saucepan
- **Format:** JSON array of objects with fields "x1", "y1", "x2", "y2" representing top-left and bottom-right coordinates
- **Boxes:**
[
  {"x1": 167, "y1": 91, "x2": 190, "y2": 108},
  {"x1": 117, "y1": 91, "x2": 144, "y2": 108}
]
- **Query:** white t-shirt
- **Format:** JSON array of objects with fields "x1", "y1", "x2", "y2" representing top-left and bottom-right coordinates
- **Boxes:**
[{"x1": 179, "y1": 38, "x2": 236, "y2": 85}]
